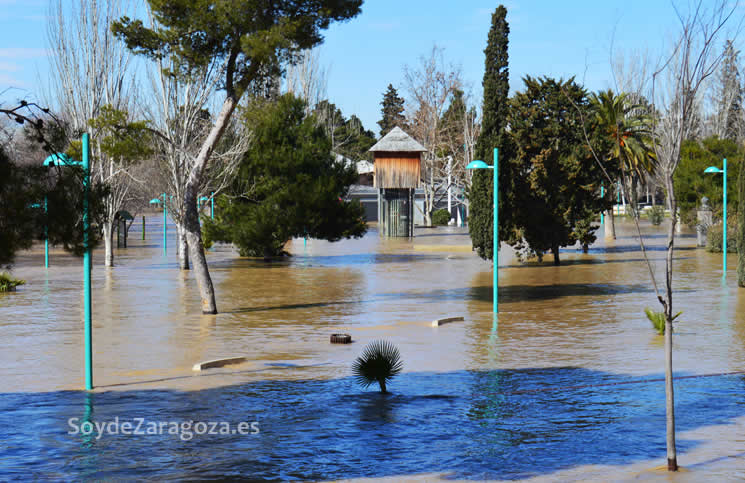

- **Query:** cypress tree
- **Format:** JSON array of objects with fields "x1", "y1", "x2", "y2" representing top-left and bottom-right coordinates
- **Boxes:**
[
  {"x1": 469, "y1": 5, "x2": 510, "y2": 260},
  {"x1": 377, "y1": 84, "x2": 407, "y2": 138}
]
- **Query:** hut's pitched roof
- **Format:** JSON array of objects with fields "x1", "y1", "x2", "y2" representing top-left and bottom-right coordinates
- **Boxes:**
[{"x1": 369, "y1": 126, "x2": 426, "y2": 153}]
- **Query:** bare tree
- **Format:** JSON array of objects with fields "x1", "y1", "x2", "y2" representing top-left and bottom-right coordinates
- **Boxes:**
[
  {"x1": 285, "y1": 47, "x2": 328, "y2": 116},
  {"x1": 650, "y1": 0, "x2": 739, "y2": 470},
  {"x1": 46, "y1": 0, "x2": 139, "y2": 267},
  {"x1": 144, "y1": 11, "x2": 247, "y2": 270},
  {"x1": 709, "y1": 39, "x2": 743, "y2": 140},
  {"x1": 574, "y1": 1, "x2": 740, "y2": 471},
  {"x1": 441, "y1": 89, "x2": 480, "y2": 219},
  {"x1": 403, "y1": 46, "x2": 462, "y2": 226}
]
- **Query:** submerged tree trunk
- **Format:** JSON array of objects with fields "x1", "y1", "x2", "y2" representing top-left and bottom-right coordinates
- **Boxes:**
[
  {"x1": 739, "y1": 155, "x2": 745, "y2": 287},
  {"x1": 378, "y1": 378, "x2": 387, "y2": 394},
  {"x1": 103, "y1": 222, "x2": 114, "y2": 267},
  {"x1": 552, "y1": 244, "x2": 560, "y2": 265},
  {"x1": 177, "y1": 224, "x2": 190, "y2": 270},
  {"x1": 182, "y1": 94, "x2": 238, "y2": 314}
]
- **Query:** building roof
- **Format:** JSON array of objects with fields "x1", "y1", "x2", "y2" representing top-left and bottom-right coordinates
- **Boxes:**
[
  {"x1": 335, "y1": 153, "x2": 374, "y2": 174},
  {"x1": 368, "y1": 126, "x2": 426, "y2": 153}
]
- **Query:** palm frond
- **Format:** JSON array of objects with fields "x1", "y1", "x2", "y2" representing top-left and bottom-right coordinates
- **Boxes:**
[{"x1": 352, "y1": 340, "x2": 403, "y2": 393}]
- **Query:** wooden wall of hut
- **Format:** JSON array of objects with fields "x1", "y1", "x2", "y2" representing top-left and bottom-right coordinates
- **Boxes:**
[
  {"x1": 373, "y1": 152, "x2": 421, "y2": 189},
  {"x1": 378, "y1": 188, "x2": 414, "y2": 237}
]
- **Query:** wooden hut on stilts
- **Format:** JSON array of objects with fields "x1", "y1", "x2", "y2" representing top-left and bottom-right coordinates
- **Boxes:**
[{"x1": 369, "y1": 126, "x2": 425, "y2": 237}]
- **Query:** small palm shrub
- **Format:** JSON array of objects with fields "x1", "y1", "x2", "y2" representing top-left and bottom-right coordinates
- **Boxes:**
[
  {"x1": 431, "y1": 209, "x2": 451, "y2": 226},
  {"x1": 0, "y1": 273, "x2": 25, "y2": 292},
  {"x1": 352, "y1": 340, "x2": 403, "y2": 393},
  {"x1": 644, "y1": 308, "x2": 682, "y2": 335},
  {"x1": 648, "y1": 205, "x2": 665, "y2": 226}
]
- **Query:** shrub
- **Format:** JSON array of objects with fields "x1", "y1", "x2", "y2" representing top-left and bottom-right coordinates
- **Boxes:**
[
  {"x1": 0, "y1": 273, "x2": 25, "y2": 292},
  {"x1": 431, "y1": 209, "x2": 451, "y2": 226},
  {"x1": 648, "y1": 205, "x2": 665, "y2": 225},
  {"x1": 352, "y1": 340, "x2": 403, "y2": 393},
  {"x1": 706, "y1": 221, "x2": 738, "y2": 253}
]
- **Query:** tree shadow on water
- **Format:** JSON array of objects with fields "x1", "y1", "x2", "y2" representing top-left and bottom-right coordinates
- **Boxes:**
[{"x1": 1, "y1": 367, "x2": 743, "y2": 480}]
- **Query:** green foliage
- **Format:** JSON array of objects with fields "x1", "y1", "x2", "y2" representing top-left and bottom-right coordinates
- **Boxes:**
[
  {"x1": 352, "y1": 340, "x2": 403, "y2": 393},
  {"x1": 572, "y1": 213, "x2": 597, "y2": 253},
  {"x1": 112, "y1": 0, "x2": 362, "y2": 96},
  {"x1": 0, "y1": 145, "x2": 108, "y2": 268},
  {"x1": 377, "y1": 84, "x2": 407, "y2": 138},
  {"x1": 648, "y1": 205, "x2": 665, "y2": 225},
  {"x1": 0, "y1": 272, "x2": 25, "y2": 292},
  {"x1": 506, "y1": 76, "x2": 608, "y2": 265},
  {"x1": 469, "y1": 5, "x2": 511, "y2": 261},
  {"x1": 203, "y1": 94, "x2": 366, "y2": 258},
  {"x1": 706, "y1": 221, "x2": 738, "y2": 253},
  {"x1": 431, "y1": 209, "x2": 450, "y2": 226},
  {"x1": 644, "y1": 308, "x2": 682, "y2": 335},
  {"x1": 674, "y1": 137, "x2": 741, "y2": 224},
  {"x1": 87, "y1": 105, "x2": 153, "y2": 163}
]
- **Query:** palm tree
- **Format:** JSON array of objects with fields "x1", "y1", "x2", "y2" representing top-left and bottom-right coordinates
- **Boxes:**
[{"x1": 592, "y1": 90, "x2": 657, "y2": 228}]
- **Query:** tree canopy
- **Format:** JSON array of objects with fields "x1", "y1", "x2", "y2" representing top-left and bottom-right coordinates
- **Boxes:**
[{"x1": 113, "y1": 0, "x2": 363, "y2": 97}]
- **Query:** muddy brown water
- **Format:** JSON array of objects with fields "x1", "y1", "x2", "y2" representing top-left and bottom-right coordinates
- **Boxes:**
[{"x1": 1, "y1": 216, "x2": 745, "y2": 480}]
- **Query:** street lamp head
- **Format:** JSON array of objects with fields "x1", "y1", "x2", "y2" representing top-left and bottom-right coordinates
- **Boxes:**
[
  {"x1": 149, "y1": 198, "x2": 162, "y2": 204},
  {"x1": 43, "y1": 153, "x2": 81, "y2": 167},
  {"x1": 704, "y1": 166, "x2": 723, "y2": 174},
  {"x1": 466, "y1": 160, "x2": 490, "y2": 170}
]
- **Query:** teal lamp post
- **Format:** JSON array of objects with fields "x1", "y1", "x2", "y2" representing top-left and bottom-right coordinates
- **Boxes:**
[
  {"x1": 467, "y1": 147, "x2": 498, "y2": 314},
  {"x1": 705, "y1": 158, "x2": 727, "y2": 278},
  {"x1": 43, "y1": 142, "x2": 92, "y2": 390}
]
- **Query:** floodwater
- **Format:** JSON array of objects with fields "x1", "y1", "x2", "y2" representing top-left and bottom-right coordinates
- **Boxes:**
[{"x1": 2, "y1": 214, "x2": 745, "y2": 481}]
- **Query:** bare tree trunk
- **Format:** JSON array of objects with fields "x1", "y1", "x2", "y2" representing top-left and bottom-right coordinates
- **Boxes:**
[
  {"x1": 177, "y1": 224, "x2": 190, "y2": 270},
  {"x1": 423, "y1": 185, "x2": 434, "y2": 226},
  {"x1": 663, "y1": 187, "x2": 678, "y2": 470},
  {"x1": 182, "y1": 95, "x2": 238, "y2": 314},
  {"x1": 103, "y1": 222, "x2": 114, "y2": 267},
  {"x1": 608, "y1": 208, "x2": 616, "y2": 239}
]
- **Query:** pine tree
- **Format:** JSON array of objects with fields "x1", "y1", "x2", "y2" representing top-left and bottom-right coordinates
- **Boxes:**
[
  {"x1": 469, "y1": 5, "x2": 510, "y2": 261},
  {"x1": 377, "y1": 84, "x2": 407, "y2": 138},
  {"x1": 203, "y1": 94, "x2": 366, "y2": 259}
]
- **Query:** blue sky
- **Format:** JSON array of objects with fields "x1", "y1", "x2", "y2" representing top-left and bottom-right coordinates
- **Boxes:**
[{"x1": 1, "y1": 1, "x2": 741, "y2": 137}]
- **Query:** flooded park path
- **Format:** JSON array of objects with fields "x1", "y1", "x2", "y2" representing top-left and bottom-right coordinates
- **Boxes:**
[{"x1": 2, "y1": 215, "x2": 745, "y2": 480}]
